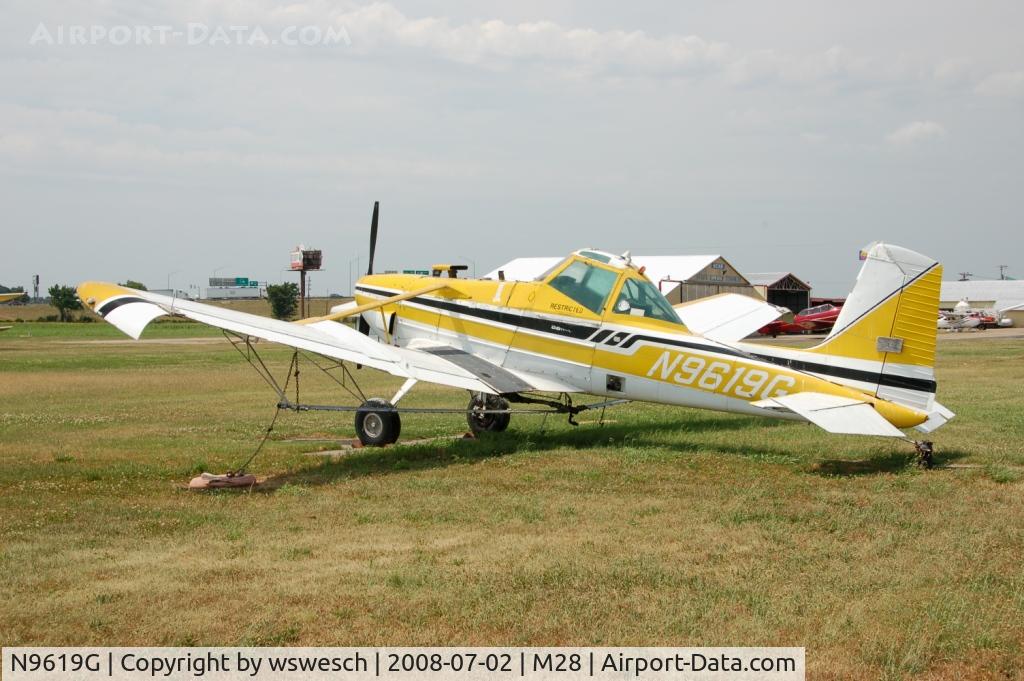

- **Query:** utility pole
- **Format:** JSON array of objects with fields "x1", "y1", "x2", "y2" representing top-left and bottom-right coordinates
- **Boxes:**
[
  {"x1": 998, "y1": 265, "x2": 1008, "y2": 280},
  {"x1": 958, "y1": 271, "x2": 972, "y2": 282}
]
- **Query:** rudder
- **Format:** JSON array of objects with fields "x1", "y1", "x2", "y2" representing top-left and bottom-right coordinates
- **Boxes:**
[{"x1": 807, "y1": 243, "x2": 942, "y2": 412}]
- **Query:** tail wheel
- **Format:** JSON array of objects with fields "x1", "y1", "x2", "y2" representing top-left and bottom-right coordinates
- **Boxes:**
[
  {"x1": 355, "y1": 398, "x2": 401, "y2": 446},
  {"x1": 914, "y1": 441, "x2": 934, "y2": 469},
  {"x1": 467, "y1": 394, "x2": 511, "y2": 435}
]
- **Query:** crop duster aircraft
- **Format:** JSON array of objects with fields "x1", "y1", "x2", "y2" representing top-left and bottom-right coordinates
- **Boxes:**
[
  {"x1": 0, "y1": 291, "x2": 27, "y2": 304},
  {"x1": 77, "y1": 205, "x2": 952, "y2": 463}
]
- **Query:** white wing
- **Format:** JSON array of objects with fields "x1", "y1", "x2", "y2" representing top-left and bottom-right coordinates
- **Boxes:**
[
  {"x1": 673, "y1": 293, "x2": 784, "y2": 343},
  {"x1": 77, "y1": 282, "x2": 519, "y2": 395}
]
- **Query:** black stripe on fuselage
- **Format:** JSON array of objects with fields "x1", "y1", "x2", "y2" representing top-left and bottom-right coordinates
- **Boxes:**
[
  {"x1": 606, "y1": 332, "x2": 629, "y2": 347},
  {"x1": 354, "y1": 285, "x2": 936, "y2": 394},
  {"x1": 755, "y1": 353, "x2": 935, "y2": 393},
  {"x1": 356, "y1": 285, "x2": 598, "y2": 340},
  {"x1": 97, "y1": 296, "x2": 148, "y2": 317},
  {"x1": 617, "y1": 333, "x2": 935, "y2": 393}
]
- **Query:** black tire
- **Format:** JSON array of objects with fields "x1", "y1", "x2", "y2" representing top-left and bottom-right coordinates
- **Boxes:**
[
  {"x1": 355, "y1": 398, "x2": 401, "y2": 446},
  {"x1": 467, "y1": 394, "x2": 511, "y2": 435}
]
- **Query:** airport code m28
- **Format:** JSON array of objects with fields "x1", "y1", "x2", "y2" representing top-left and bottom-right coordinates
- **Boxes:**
[
  {"x1": 533, "y1": 653, "x2": 583, "y2": 672},
  {"x1": 386, "y1": 652, "x2": 513, "y2": 673}
]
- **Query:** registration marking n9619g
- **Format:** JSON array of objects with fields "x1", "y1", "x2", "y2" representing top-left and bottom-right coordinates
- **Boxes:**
[{"x1": 646, "y1": 351, "x2": 796, "y2": 401}]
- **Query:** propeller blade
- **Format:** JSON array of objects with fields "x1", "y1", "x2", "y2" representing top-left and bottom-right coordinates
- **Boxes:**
[
  {"x1": 355, "y1": 200, "x2": 379, "y2": 342},
  {"x1": 367, "y1": 201, "x2": 379, "y2": 275}
]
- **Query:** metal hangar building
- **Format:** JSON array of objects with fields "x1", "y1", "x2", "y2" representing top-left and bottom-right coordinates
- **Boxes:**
[{"x1": 746, "y1": 272, "x2": 812, "y2": 313}]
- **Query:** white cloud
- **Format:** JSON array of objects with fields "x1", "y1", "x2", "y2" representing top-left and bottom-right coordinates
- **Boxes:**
[
  {"x1": 886, "y1": 120, "x2": 947, "y2": 145},
  {"x1": 976, "y1": 71, "x2": 1024, "y2": 98},
  {"x1": 1, "y1": 1, "x2": 1022, "y2": 296},
  {"x1": 4, "y1": 1, "x2": 957, "y2": 89},
  {"x1": 330, "y1": 6, "x2": 927, "y2": 88},
  {"x1": 313, "y1": 3, "x2": 737, "y2": 77}
]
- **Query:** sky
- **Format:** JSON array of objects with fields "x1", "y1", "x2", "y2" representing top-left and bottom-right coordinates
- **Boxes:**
[{"x1": 1, "y1": 1, "x2": 1022, "y2": 296}]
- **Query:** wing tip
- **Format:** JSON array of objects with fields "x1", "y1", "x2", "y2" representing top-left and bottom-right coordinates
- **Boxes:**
[{"x1": 77, "y1": 281, "x2": 134, "y2": 310}]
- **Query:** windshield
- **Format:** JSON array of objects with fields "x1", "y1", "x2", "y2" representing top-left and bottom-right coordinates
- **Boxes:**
[
  {"x1": 548, "y1": 260, "x2": 619, "y2": 314},
  {"x1": 612, "y1": 277, "x2": 683, "y2": 324}
]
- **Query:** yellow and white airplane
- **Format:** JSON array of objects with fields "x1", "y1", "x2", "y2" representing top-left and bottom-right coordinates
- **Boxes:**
[
  {"x1": 0, "y1": 291, "x2": 27, "y2": 304},
  {"x1": 77, "y1": 206, "x2": 952, "y2": 459}
]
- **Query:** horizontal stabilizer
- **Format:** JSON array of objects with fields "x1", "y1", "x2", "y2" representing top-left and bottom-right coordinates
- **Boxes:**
[
  {"x1": 914, "y1": 400, "x2": 955, "y2": 434},
  {"x1": 753, "y1": 391, "x2": 906, "y2": 437},
  {"x1": 673, "y1": 293, "x2": 783, "y2": 343}
]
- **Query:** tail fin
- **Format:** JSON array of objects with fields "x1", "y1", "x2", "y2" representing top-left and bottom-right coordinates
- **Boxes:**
[{"x1": 807, "y1": 243, "x2": 942, "y2": 412}]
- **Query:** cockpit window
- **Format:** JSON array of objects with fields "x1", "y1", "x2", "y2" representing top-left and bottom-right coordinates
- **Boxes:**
[
  {"x1": 613, "y1": 278, "x2": 683, "y2": 324},
  {"x1": 548, "y1": 260, "x2": 619, "y2": 314}
]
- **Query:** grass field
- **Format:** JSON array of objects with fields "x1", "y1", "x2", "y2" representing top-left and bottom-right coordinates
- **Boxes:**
[{"x1": 1, "y1": 322, "x2": 1022, "y2": 680}]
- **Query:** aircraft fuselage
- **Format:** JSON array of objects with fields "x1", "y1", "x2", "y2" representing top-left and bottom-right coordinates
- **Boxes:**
[{"x1": 353, "y1": 261, "x2": 928, "y2": 430}]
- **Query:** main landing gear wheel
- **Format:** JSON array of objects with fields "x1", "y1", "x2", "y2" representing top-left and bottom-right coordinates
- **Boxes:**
[
  {"x1": 467, "y1": 394, "x2": 511, "y2": 435},
  {"x1": 355, "y1": 398, "x2": 401, "y2": 447}
]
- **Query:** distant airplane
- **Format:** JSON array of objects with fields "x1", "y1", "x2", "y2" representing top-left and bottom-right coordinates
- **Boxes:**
[
  {"x1": 938, "y1": 310, "x2": 981, "y2": 332},
  {"x1": 793, "y1": 303, "x2": 843, "y2": 332},
  {"x1": 759, "y1": 303, "x2": 842, "y2": 336},
  {"x1": 0, "y1": 291, "x2": 26, "y2": 304},
  {"x1": 937, "y1": 300, "x2": 1011, "y2": 331},
  {"x1": 77, "y1": 204, "x2": 951, "y2": 465}
]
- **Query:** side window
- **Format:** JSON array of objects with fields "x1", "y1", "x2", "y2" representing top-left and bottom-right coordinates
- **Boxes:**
[
  {"x1": 549, "y1": 261, "x2": 619, "y2": 314},
  {"x1": 613, "y1": 278, "x2": 682, "y2": 324}
]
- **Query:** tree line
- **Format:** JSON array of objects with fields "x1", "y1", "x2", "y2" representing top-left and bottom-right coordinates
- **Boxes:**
[{"x1": 10, "y1": 281, "x2": 302, "y2": 322}]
